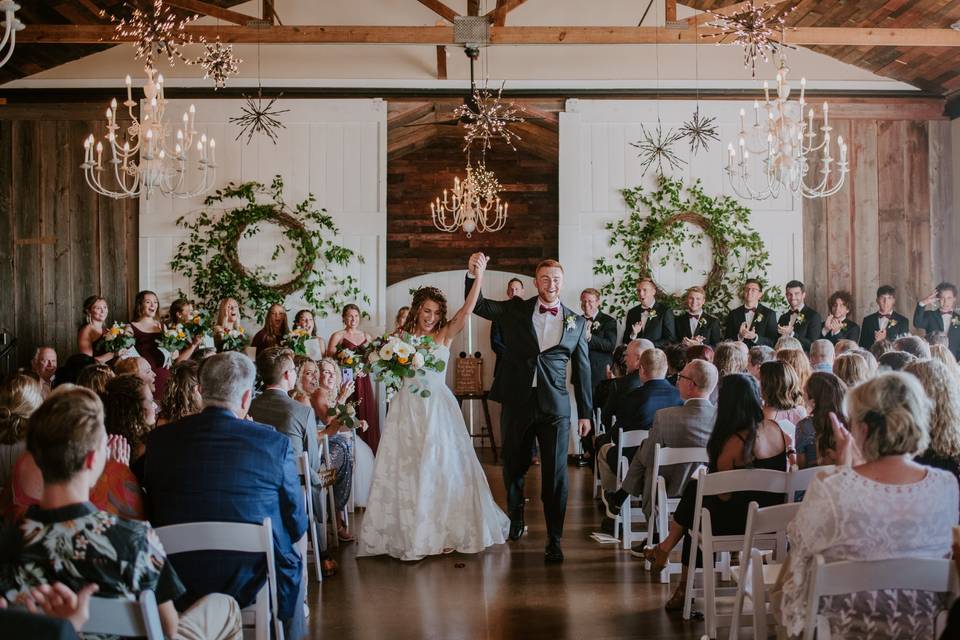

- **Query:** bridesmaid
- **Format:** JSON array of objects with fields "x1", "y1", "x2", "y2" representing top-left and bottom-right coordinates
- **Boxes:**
[
  {"x1": 168, "y1": 298, "x2": 203, "y2": 363},
  {"x1": 327, "y1": 304, "x2": 381, "y2": 455},
  {"x1": 252, "y1": 303, "x2": 289, "y2": 354},
  {"x1": 294, "y1": 309, "x2": 326, "y2": 357},
  {"x1": 393, "y1": 306, "x2": 410, "y2": 335},
  {"x1": 213, "y1": 297, "x2": 242, "y2": 352},
  {"x1": 130, "y1": 290, "x2": 170, "y2": 397},
  {"x1": 77, "y1": 295, "x2": 122, "y2": 363},
  {"x1": 822, "y1": 290, "x2": 861, "y2": 345}
]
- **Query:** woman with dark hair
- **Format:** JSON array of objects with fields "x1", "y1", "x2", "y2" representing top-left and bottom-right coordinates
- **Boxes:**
[
  {"x1": 795, "y1": 372, "x2": 847, "y2": 468},
  {"x1": 167, "y1": 298, "x2": 203, "y2": 363},
  {"x1": 77, "y1": 295, "x2": 123, "y2": 363},
  {"x1": 103, "y1": 373, "x2": 157, "y2": 483},
  {"x1": 764, "y1": 357, "x2": 808, "y2": 425},
  {"x1": 130, "y1": 289, "x2": 170, "y2": 397},
  {"x1": 641, "y1": 373, "x2": 789, "y2": 610},
  {"x1": 326, "y1": 303, "x2": 380, "y2": 454},
  {"x1": 293, "y1": 309, "x2": 326, "y2": 359},
  {"x1": 157, "y1": 360, "x2": 202, "y2": 425},
  {"x1": 76, "y1": 363, "x2": 115, "y2": 397},
  {"x1": 393, "y1": 306, "x2": 410, "y2": 334},
  {"x1": 822, "y1": 290, "x2": 861, "y2": 344},
  {"x1": 251, "y1": 303, "x2": 289, "y2": 354}
]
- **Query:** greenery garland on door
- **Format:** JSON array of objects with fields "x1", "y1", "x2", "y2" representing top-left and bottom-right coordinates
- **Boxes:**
[
  {"x1": 170, "y1": 176, "x2": 368, "y2": 322},
  {"x1": 593, "y1": 175, "x2": 775, "y2": 318}
]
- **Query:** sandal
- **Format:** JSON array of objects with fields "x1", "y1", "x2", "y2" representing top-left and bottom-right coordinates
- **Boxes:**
[
  {"x1": 337, "y1": 527, "x2": 355, "y2": 542},
  {"x1": 641, "y1": 545, "x2": 670, "y2": 574}
]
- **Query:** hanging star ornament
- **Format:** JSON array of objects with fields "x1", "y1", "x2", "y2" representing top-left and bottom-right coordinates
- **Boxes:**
[
  {"x1": 104, "y1": 0, "x2": 203, "y2": 69},
  {"x1": 630, "y1": 121, "x2": 686, "y2": 177},
  {"x1": 679, "y1": 108, "x2": 720, "y2": 155},
  {"x1": 704, "y1": 0, "x2": 796, "y2": 78},
  {"x1": 229, "y1": 89, "x2": 291, "y2": 145},
  {"x1": 455, "y1": 82, "x2": 526, "y2": 154},
  {"x1": 198, "y1": 38, "x2": 242, "y2": 90}
]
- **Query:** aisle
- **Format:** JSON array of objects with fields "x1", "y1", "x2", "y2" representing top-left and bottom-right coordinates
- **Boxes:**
[{"x1": 308, "y1": 453, "x2": 707, "y2": 639}]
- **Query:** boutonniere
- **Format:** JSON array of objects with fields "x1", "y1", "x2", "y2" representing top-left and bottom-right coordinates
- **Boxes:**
[
  {"x1": 794, "y1": 312, "x2": 806, "y2": 325},
  {"x1": 697, "y1": 315, "x2": 708, "y2": 328},
  {"x1": 754, "y1": 313, "x2": 763, "y2": 324},
  {"x1": 646, "y1": 309, "x2": 658, "y2": 319},
  {"x1": 840, "y1": 322, "x2": 848, "y2": 332},
  {"x1": 888, "y1": 319, "x2": 897, "y2": 328},
  {"x1": 952, "y1": 316, "x2": 960, "y2": 328},
  {"x1": 590, "y1": 320, "x2": 600, "y2": 332},
  {"x1": 565, "y1": 315, "x2": 577, "y2": 332}
]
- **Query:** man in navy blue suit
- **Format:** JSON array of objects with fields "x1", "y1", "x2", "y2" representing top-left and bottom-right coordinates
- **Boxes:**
[{"x1": 143, "y1": 352, "x2": 308, "y2": 640}]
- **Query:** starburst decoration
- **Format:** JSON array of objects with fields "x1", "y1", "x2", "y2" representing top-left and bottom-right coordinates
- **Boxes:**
[
  {"x1": 471, "y1": 161, "x2": 502, "y2": 200},
  {"x1": 198, "y1": 38, "x2": 242, "y2": 90},
  {"x1": 455, "y1": 82, "x2": 526, "y2": 154},
  {"x1": 704, "y1": 0, "x2": 796, "y2": 77},
  {"x1": 679, "y1": 108, "x2": 720, "y2": 155},
  {"x1": 104, "y1": 0, "x2": 203, "y2": 69},
  {"x1": 229, "y1": 90, "x2": 291, "y2": 145},
  {"x1": 630, "y1": 121, "x2": 686, "y2": 177}
]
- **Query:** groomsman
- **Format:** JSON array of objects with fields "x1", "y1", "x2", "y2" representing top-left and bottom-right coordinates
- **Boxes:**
[
  {"x1": 777, "y1": 280, "x2": 823, "y2": 351},
  {"x1": 674, "y1": 286, "x2": 722, "y2": 347},
  {"x1": 821, "y1": 290, "x2": 861, "y2": 345},
  {"x1": 621, "y1": 277, "x2": 675, "y2": 347},
  {"x1": 489, "y1": 278, "x2": 525, "y2": 402},
  {"x1": 724, "y1": 279, "x2": 779, "y2": 347},
  {"x1": 859, "y1": 285, "x2": 909, "y2": 348},
  {"x1": 914, "y1": 282, "x2": 960, "y2": 359},
  {"x1": 580, "y1": 288, "x2": 618, "y2": 391}
]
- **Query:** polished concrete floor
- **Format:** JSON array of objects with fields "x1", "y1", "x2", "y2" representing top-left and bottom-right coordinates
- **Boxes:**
[{"x1": 308, "y1": 453, "x2": 708, "y2": 639}]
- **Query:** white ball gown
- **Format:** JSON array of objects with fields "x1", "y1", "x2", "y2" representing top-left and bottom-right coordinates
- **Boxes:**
[{"x1": 357, "y1": 343, "x2": 510, "y2": 561}]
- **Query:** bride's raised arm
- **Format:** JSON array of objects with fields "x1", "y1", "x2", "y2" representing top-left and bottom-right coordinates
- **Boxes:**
[{"x1": 441, "y1": 253, "x2": 488, "y2": 342}]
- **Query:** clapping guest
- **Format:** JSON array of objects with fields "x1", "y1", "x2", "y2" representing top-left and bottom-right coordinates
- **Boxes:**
[
  {"x1": 795, "y1": 372, "x2": 847, "y2": 468},
  {"x1": 294, "y1": 309, "x2": 326, "y2": 356},
  {"x1": 30, "y1": 347, "x2": 57, "y2": 398},
  {"x1": 113, "y1": 356, "x2": 157, "y2": 394},
  {"x1": 251, "y1": 304, "x2": 289, "y2": 354},
  {"x1": 0, "y1": 374, "x2": 43, "y2": 490},
  {"x1": 157, "y1": 361, "x2": 201, "y2": 426},
  {"x1": 130, "y1": 290, "x2": 170, "y2": 397},
  {"x1": 777, "y1": 280, "x2": 823, "y2": 352},
  {"x1": 327, "y1": 304, "x2": 380, "y2": 455},
  {"x1": 168, "y1": 298, "x2": 203, "y2": 363},
  {"x1": 833, "y1": 352, "x2": 870, "y2": 388},
  {"x1": 724, "y1": 279, "x2": 779, "y2": 347},
  {"x1": 675, "y1": 286, "x2": 722, "y2": 347},
  {"x1": 213, "y1": 297, "x2": 243, "y2": 352},
  {"x1": 77, "y1": 296, "x2": 122, "y2": 363},
  {"x1": 103, "y1": 374, "x2": 156, "y2": 482},
  {"x1": 809, "y1": 339, "x2": 835, "y2": 372},
  {"x1": 580, "y1": 288, "x2": 618, "y2": 391},
  {"x1": 821, "y1": 290, "x2": 861, "y2": 344},
  {"x1": 860, "y1": 285, "x2": 910, "y2": 348},
  {"x1": 622, "y1": 277, "x2": 675, "y2": 347},
  {"x1": 915, "y1": 282, "x2": 960, "y2": 358},
  {"x1": 904, "y1": 359, "x2": 960, "y2": 493},
  {"x1": 76, "y1": 363, "x2": 114, "y2": 397}
]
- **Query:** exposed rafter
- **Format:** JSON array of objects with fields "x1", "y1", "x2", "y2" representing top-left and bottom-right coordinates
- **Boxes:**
[
  {"x1": 165, "y1": 0, "x2": 257, "y2": 26},
  {"x1": 415, "y1": 0, "x2": 459, "y2": 23},
  {"x1": 486, "y1": 0, "x2": 529, "y2": 27},
  {"x1": 684, "y1": 0, "x2": 794, "y2": 26}
]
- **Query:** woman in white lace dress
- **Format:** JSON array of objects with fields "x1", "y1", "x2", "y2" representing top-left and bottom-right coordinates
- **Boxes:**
[
  {"x1": 357, "y1": 254, "x2": 509, "y2": 561},
  {"x1": 774, "y1": 372, "x2": 959, "y2": 639}
]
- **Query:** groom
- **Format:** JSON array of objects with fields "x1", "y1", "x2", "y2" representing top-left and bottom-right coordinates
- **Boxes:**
[{"x1": 466, "y1": 254, "x2": 593, "y2": 563}]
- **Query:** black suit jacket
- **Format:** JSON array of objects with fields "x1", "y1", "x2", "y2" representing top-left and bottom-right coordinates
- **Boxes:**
[
  {"x1": 621, "y1": 301, "x2": 676, "y2": 346},
  {"x1": 859, "y1": 311, "x2": 910, "y2": 348},
  {"x1": 599, "y1": 370, "x2": 643, "y2": 430},
  {"x1": 777, "y1": 307, "x2": 823, "y2": 351},
  {"x1": 586, "y1": 311, "x2": 618, "y2": 389},
  {"x1": 724, "y1": 304, "x2": 779, "y2": 347},
  {"x1": 469, "y1": 276, "x2": 593, "y2": 420},
  {"x1": 821, "y1": 319, "x2": 861, "y2": 345},
  {"x1": 914, "y1": 305, "x2": 960, "y2": 358},
  {"x1": 674, "y1": 310, "x2": 723, "y2": 347},
  {"x1": 489, "y1": 320, "x2": 507, "y2": 401}
]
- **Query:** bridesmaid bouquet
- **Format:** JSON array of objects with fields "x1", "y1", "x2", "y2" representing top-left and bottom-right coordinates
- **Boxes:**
[
  {"x1": 282, "y1": 328, "x2": 312, "y2": 356},
  {"x1": 327, "y1": 401, "x2": 360, "y2": 430},
  {"x1": 335, "y1": 343, "x2": 366, "y2": 380},
  {"x1": 362, "y1": 333, "x2": 445, "y2": 401},
  {"x1": 219, "y1": 326, "x2": 249, "y2": 352},
  {"x1": 158, "y1": 325, "x2": 191, "y2": 367},
  {"x1": 183, "y1": 309, "x2": 213, "y2": 341},
  {"x1": 97, "y1": 322, "x2": 135, "y2": 355}
]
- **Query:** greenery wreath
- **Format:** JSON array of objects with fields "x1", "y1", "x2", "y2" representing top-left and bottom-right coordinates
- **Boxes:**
[
  {"x1": 593, "y1": 175, "x2": 775, "y2": 318},
  {"x1": 170, "y1": 176, "x2": 368, "y2": 322}
]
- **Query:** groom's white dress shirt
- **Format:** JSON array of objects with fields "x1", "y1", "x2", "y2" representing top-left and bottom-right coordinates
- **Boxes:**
[{"x1": 531, "y1": 298, "x2": 563, "y2": 387}]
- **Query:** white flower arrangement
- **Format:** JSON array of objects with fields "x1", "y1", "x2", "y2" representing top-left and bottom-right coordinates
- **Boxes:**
[{"x1": 565, "y1": 315, "x2": 577, "y2": 332}]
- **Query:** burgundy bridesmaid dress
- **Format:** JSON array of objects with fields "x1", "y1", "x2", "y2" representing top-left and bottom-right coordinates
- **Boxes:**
[{"x1": 340, "y1": 337, "x2": 381, "y2": 455}]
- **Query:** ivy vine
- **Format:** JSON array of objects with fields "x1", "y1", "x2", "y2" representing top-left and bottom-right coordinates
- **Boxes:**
[
  {"x1": 593, "y1": 175, "x2": 775, "y2": 318},
  {"x1": 170, "y1": 176, "x2": 368, "y2": 322}
]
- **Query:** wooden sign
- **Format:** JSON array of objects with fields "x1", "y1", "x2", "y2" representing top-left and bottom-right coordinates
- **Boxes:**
[{"x1": 454, "y1": 352, "x2": 484, "y2": 395}]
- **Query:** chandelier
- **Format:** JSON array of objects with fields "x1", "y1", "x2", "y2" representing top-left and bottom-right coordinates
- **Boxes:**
[
  {"x1": 431, "y1": 163, "x2": 507, "y2": 238},
  {"x1": 81, "y1": 67, "x2": 216, "y2": 200},
  {"x1": 0, "y1": 1, "x2": 23, "y2": 69},
  {"x1": 725, "y1": 57, "x2": 848, "y2": 200}
]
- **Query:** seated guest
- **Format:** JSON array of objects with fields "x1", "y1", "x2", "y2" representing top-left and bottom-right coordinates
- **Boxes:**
[
  {"x1": 664, "y1": 344, "x2": 687, "y2": 386},
  {"x1": 143, "y1": 352, "x2": 308, "y2": 640},
  {"x1": 834, "y1": 338, "x2": 858, "y2": 355},
  {"x1": 593, "y1": 344, "x2": 629, "y2": 414},
  {"x1": 821, "y1": 290, "x2": 860, "y2": 344},
  {"x1": 852, "y1": 347, "x2": 879, "y2": 375},
  {"x1": 609, "y1": 359, "x2": 719, "y2": 518},
  {"x1": 113, "y1": 356, "x2": 157, "y2": 394},
  {"x1": 685, "y1": 343, "x2": 714, "y2": 363},
  {"x1": 580, "y1": 288, "x2": 618, "y2": 392},
  {"x1": 622, "y1": 278, "x2": 675, "y2": 347},
  {"x1": 860, "y1": 285, "x2": 910, "y2": 348},
  {"x1": 52, "y1": 354, "x2": 95, "y2": 389},
  {"x1": 715, "y1": 341, "x2": 748, "y2": 378},
  {"x1": 809, "y1": 339, "x2": 835, "y2": 372},
  {"x1": 795, "y1": 372, "x2": 847, "y2": 468},
  {"x1": 776, "y1": 348, "x2": 812, "y2": 402},
  {"x1": 904, "y1": 359, "x2": 960, "y2": 495},
  {"x1": 724, "y1": 279, "x2": 779, "y2": 347},
  {"x1": 75, "y1": 363, "x2": 114, "y2": 397},
  {"x1": 0, "y1": 582, "x2": 90, "y2": 640},
  {"x1": 833, "y1": 352, "x2": 870, "y2": 388},
  {"x1": 747, "y1": 345, "x2": 775, "y2": 382},
  {"x1": 103, "y1": 374, "x2": 156, "y2": 480},
  {"x1": 894, "y1": 334, "x2": 932, "y2": 360},
  {"x1": 777, "y1": 280, "x2": 823, "y2": 351},
  {"x1": 290, "y1": 357, "x2": 320, "y2": 405},
  {"x1": 930, "y1": 343, "x2": 960, "y2": 376},
  {"x1": 774, "y1": 336, "x2": 803, "y2": 352},
  {"x1": 0, "y1": 387, "x2": 242, "y2": 640},
  {"x1": 675, "y1": 286, "x2": 722, "y2": 348},
  {"x1": 915, "y1": 282, "x2": 960, "y2": 359},
  {"x1": 773, "y1": 373, "x2": 957, "y2": 639},
  {"x1": 157, "y1": 361, "x2": 201, "y2": 425},
  {"x1": 878, "y1": 350, "x2": 916, "y2": 371},
  {"x1": 598, "y1": 339, "x2": 651, "y2": 432},
  {"x1": 0, "y1": 374, "x2": 43, "y2": 491},
  {"x1": 870, "y1": 338, "x2": 894, "y2": 360},
  {"x1": 641, "y1": 374, "x2": 789, "y2": 610},
  {"x1": 30, "y1": 347, "x2": 57, "y2": 398},
  {"x1": 761, "y1": 360, "x2": 806, "y2": 430},
  {"x1": 251, "y1": 304, "x2": 289, "y2": 354}
]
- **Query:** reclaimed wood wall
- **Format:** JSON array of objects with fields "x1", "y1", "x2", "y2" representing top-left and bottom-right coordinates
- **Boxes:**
[{"x1": 0, "y1": 105, "x2": 139, "y2": 369}]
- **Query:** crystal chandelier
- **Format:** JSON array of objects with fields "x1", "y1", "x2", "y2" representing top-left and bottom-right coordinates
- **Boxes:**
[
  {"x1": 81, "y1": 67, "x2": 216, "y2": 200},
  {"x1": 0, "y1": 1, "x2": 24, "y2": 69},
  {"x1": 725, "y1": 57, "x2": 848, "y2": 200},
  {"x1": 431, "y1": 163, "x2": 508, "y2": 238}
]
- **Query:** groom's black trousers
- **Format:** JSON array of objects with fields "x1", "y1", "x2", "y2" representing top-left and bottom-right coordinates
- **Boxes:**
[{"x1": 500, "y1": 401, "x2": 570, "y2": 543}]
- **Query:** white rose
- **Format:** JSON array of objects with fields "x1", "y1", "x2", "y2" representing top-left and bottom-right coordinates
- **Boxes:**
[
  {"x1": 379, "y1": 344, "x2": 395, "y2": 360},
  {"x1": 367, "y1": 351, "x2": 379, "y2": 364},
  {"x1": 395, "y1": 342, "x2": 414, "y2": 359},
  {"x1": 412, "y1": 352, "x2": 425, "y2": 369}
]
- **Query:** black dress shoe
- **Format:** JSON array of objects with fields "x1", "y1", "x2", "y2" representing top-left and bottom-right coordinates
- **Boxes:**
[
  {"x1": 508, "y1": 510, "x2": 525, "y2": 541},
  {"x1": 544, "y1": 541, "x2": 564, "y2": 563}
]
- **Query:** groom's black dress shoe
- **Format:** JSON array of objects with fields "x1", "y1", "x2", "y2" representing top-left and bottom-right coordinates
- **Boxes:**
[
  {"x1": 544, "y1": 541, "x2": 564, "y2": 564},
  {"x1": 508, "y1": 510, "x2": 525, "y2": 541}
]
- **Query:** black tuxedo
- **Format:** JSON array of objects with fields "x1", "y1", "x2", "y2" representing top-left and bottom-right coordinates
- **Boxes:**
[
  {"x1": 621, "y1": 301, "x2": 676, "y2": 346},
  {"x1": 674, "y1": 310, "x2": 723, "y2": 347},
  {"x1": 585, "y1": 311, "x2": 618, "y2": 390},
  {"x1": 914, "y1": 305, "x2": 960, "y2": 358},
  {"x1": 489, "y1": 320, "x2": 507, "y2": 401},
  {"x1": 724, "y1": 304, "x2": 779, "y2": 347},
  {"x1": 858, "y1": 311, "x2": 910, "y2": 349},
  {"x1": 777, "y1": 306, "x2": 823, "y2": 351},
  {"x1": 821, "y1": 319, "x2": 861, "y2": 345},
  {"x1": 469, "y1": 276, "x2": 592, "y2": 543}
]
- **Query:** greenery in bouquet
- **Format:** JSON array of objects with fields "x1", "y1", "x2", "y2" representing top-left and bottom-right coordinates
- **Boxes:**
[
  {"x1": 363, "y1": 333, "x2": 446, "y2": 401},
  {"x1": 97, "y1": 322, "x2": 135, "y2": 355},
  {"x1": 282, "y1": 328, "x2": 311, "y2": 356},
  {"x1": 219, "y1": 325, "x2": 249, "y2": 352},
  {"x1": 334, "y1": 343, "x2": 366, "y2": 379},
  {"x1": 326, "y1": 401, "x2": 360, "y2": 430},
  {"x1": 183, "y1": 308, "x2": 213, "y2": 341},
  {"x1": 158, "y1": 325, "x2": 191, "y2": 355}
]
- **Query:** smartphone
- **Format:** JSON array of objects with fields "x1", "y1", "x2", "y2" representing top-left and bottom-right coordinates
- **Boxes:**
[{"x1": 342, "y1": 367, "x2": 354, "y2": 386}]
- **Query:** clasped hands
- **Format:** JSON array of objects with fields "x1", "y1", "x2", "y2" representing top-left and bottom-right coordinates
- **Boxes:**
[{"x1": 467, "y1": 252, "x2": 490, "y2": 278}]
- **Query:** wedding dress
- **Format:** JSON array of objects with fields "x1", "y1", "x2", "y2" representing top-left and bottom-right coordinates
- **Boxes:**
[{"x1": 357, "y1": 344, "x2": 509, "y2": 561}]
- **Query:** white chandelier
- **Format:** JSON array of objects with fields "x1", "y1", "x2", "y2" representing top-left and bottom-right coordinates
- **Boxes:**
[
  {"x1": 0, "y1": 1, "x2": 23, "y2": 69},
  {"x1": 725, "y1": 57, "x2": 848, "y2": 200},
  {"x1": 431, "y1": 163, "x2": 508, "y2": 238},
  {"x1": 81, "y1": 67, "x2": 216, "y2": 200}
]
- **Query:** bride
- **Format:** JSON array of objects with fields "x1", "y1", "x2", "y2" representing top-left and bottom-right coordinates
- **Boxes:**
[{"x1": 357, "y1": 254, "x2": 509, "y2": 560}]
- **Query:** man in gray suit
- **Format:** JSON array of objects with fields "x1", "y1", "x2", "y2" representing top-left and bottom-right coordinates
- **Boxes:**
[{"x1": 607, "y1": 359, "x2": 718, "y2": 524}]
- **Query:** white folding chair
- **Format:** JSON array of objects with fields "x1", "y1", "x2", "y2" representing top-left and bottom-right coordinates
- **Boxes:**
[
  {"x1": 592, "y1": 407, "x2": 605, "y2": 499},
  {"x1": 786, "y1": 465, "x2": 834, "y2": 502},
  {"x1": 319, "y1": 435, "x2": 340, "y2": 548},
  {"x1": 646, "y1": 444, "x2": 709, "y2": 583},
  {"x1": 297, "y1": 452, "x2": 323, "y2": 584},
  {"x1": 614, "y1": 427, "x2": 648, "y2": 549},
  {"x1": 84, "y1": 590, "x2": 164, "y2": 639},
  {"x1": 682, "y1": 467, "x2": 790, "y2": 639},
  {"x1": 728, "y1": 501, "x2": 801, "y2": 640},
  {"x1": 155, "y1": 518, "x2": 284, "y2": 640},
  {"x1": 804, "y1": 555, "x2": 960, "y2": 640}
]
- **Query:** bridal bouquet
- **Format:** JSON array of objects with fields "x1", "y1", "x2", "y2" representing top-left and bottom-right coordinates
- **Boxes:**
[
  {"x1": 327, "y1": 401, "x2": 360, "y2": 430},
  {"x1": 282, "y1": 328, "x2": 312, "y2": 356},
  {"x1": 362, "y1": 333, "x2": 445, "y2": 401},
  {"x1": 219, "y1": 326, "x2": 249, "y2": 352},
  {"x1": 97, "y1": 322, "x2": 135, "y2": 355}
]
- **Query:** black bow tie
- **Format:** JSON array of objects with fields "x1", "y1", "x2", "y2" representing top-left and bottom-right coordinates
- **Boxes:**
[
  {"x1": 690, "y1": 315, "x2": 701, "y2": 321},
  {"x1": 745, "y1": 307, "x2": 757, "y2": 313},
  {"x1": 880, "y1": 314, "x2": 892, "y2": 319}
]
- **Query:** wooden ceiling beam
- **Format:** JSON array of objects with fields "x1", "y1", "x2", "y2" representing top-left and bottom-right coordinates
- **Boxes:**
[
  {"x1": 486, "y1": 0, "x2": 530, "y2": 27},
  {"x1": 17, "y1": 25, "x2": 960, "y2": 47},
  {"x1": 684, "y1": 0, "x2": 795, "y2": 26},
  {"x1": 165, "y1": 0, "x2": 257, "y2": 25},
  {"x1": 665, "y1": 0, "x2": 677, "y2": 23},
  {"x1": 415, "y1": 0, "x2": 460, "y2": 23},
  {"x1": 436, "y1": 45, "x2": 448, "y2": 79}
]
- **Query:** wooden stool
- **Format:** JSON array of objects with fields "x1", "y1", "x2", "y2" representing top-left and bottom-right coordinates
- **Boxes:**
[{"x1": 456, "y1": 391, "x2": 498, "y2": 462}]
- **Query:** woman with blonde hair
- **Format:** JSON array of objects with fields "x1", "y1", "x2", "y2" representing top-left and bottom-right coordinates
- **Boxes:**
[
  {"x1": 77, "y1": 295, "x2": 124, "y2": 363},
  {"x1": 904, "y1": 358, "x2": 960, "y2": 490},
  {"x1": 929, "y1": 343, "x2": 959, "y2": 377},
  {"x1": 213, "y1": 297, "x2": 244, "y2": 352},
  {"x1": 776, "y1": 348, "x2": 812, "y2": 393},
  {"x1": 0, "y1": 374, "x2": 44, "y2": 489},
  {"x1": 832, "y1": 351, "x2": 870, "y2": 388}
]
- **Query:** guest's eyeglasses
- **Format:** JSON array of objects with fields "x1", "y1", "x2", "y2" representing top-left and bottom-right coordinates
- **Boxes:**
[{"x1": 677, "y1": 374, "x2": 694, "y2": 384}]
